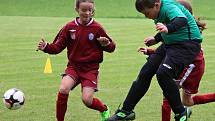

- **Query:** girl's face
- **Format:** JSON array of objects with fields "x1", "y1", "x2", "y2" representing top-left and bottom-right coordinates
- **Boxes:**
[
  {"x1": 76, "y1": 2, "x2": 94, "y2": 25},
  {"x1": 141, "y1": 3, "x2": 160, "y2": 19}
]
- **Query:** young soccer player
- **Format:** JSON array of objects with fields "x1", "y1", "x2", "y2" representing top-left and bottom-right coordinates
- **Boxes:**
[
  {"x1": 107, "y1": 0, "x2": 202, "y2": 121},
  {"x1": 37, "y1": 0, "x2": 116, "y2": 121},
  {"x1": 140, "y1": 37, "x2": 214, "y2": 121},
  {"x1": 160, "y1": 0, "x2": 215, "y2": 120},
  {"x1": 161, "y1": 50, "x2": 215, "y2": 121}
]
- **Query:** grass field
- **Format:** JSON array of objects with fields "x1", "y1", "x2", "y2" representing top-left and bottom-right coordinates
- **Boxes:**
[
  {"x1": 0, "y1": 0, "x2": 215, "y2": 19},
  {"x1": 0, "y1": 0, "x2": 215, "y2": 121}
]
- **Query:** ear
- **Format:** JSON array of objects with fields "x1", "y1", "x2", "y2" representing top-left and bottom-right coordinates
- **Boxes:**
[{"x1": 154, "y1": 2, "x2": 161, "y2": 9}]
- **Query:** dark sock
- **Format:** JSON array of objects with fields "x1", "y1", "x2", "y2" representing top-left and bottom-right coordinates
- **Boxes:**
[{"x1": 56, "y1": 92, "x2": 69, "y2": 121}]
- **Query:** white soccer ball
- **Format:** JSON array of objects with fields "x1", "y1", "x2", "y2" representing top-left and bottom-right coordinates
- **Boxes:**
[{"x1": 3, "y1": 88, "x2": 25, "y2": 110}]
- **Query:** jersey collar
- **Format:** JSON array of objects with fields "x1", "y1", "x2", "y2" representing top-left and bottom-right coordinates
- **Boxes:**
[{"x1": 75, "y1": 17, "x2": 94, "y2": 26}]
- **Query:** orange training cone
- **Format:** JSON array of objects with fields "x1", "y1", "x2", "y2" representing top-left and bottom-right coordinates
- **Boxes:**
[{"x1": 44, "y1": 57, "x2": 52, "y2": 74}]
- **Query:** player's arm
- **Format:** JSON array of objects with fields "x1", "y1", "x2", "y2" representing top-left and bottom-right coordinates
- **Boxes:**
[
  {"x1": 156, "y1": 17, "x2": 187, "y2": 33},
  {"x1": 144, "y1": 32, "x2": 163, "y2": 47},
  {"x1": 43, "y1": 32, "x2": 67, "y2": 54},
  {"x1": 38, "y1": 26, "x2": 68, "y2": 54},
  {"x1": 138, "y1": 47, "x2": 155, "y2": 55},
  {"x1": 97, "y1": 27, "x2": 116, "y2": 53},
  {"x1": 97, "y1": 37, "x2": 116, "y2": 53},
  {"x1": 154, "y1": 32, "x2": 163, "y2": 42},
  {"x1": 166, "y1": 17, "x2": 188, "y2": 33}
]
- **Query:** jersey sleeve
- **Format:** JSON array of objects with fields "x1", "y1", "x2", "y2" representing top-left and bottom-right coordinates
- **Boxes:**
[
  {"x1": 43, "y1": 25, "x2": 69, "y2": 54},
  {"x1": 97, "y1": 27, "x2": 116, "y2": 53}
]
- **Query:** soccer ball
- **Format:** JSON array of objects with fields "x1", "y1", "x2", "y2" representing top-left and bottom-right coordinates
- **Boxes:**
[{"x1": 3, "y1": 88, "x2": 25, "y2": 110}]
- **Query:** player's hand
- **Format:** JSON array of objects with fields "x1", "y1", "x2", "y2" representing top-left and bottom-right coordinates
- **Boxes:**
[
  {"x1": 156, "y1": 23, "x2": 168, "y2": 33},
  {"x1": 97, "y1": 37, "x2": 110, "y2": 46},
  {"x1": 144, "y1": 36, "x2": 157, "y2": 47},
  {"x1": 37, "y1": 38, "x2": 47, "y2": 51},
  {"x1": 138, "y1": 47, "x2": 155, "y2": 55}
]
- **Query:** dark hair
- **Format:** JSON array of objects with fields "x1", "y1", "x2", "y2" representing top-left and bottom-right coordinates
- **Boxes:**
[
  {"x1": 135, "y1": 0, "x2": 160, "y2": 12},
  {"x1": 75, "y1": 0, "x2": 94, "y2": 9}
]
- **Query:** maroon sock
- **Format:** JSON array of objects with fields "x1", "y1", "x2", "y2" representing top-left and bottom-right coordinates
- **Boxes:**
[
  {"x1": 88, "y1": 98, "x2": 107, "y2": 112},
  {"x1": 193, "y1": 93, "x2": 215, "y2": 105},
  {"x1": 162, "y1": 98, "x2": 171, "y2": 121},
  {"x1": 56, "y1": 92, "x2": 69, "y2": 121}
]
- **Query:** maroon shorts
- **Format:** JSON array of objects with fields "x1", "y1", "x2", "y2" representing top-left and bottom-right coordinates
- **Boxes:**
[
  {"x1": 63, "y1": 63, "x2": 99, "y2": 91},
  {"x1": 178, "y1": 49, "x2": 205, "y2": 94}
]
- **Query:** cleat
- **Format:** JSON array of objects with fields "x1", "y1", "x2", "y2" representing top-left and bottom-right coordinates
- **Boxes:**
[
  {"x1": 101, "y1": 106, "x2": 110, "y2": 121},
  {"x1": 174, "y1": 107, "x2": 191, "y2": 121},
  {"x1": 107, "y1": 109, "x2": 135, "y2": 121},
  {"x1": 174, "y1": 114, "x2": 187, "y2": 121}
]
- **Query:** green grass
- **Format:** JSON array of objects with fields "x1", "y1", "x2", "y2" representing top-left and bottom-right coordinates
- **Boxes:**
[
  {"x1": 192, "y1": 0, "x2": 215, "y2": 19},
  {"x1": 0, "y1": 0, "x2": 139, "y2": 18},
  {"x1": 0, "y1": 0, "x2": 215, "y2": 120},
  {"x1": 0, "y1": 16, "x2": 215, "y2": 121},
  {"x1": 0, "y1": 0, "x2": 214, "y2": 19}
]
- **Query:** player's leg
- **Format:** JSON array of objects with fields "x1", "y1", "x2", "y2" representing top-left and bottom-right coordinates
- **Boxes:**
[
  {"x1": 192, "y1": 93, "x2": 215, "y2": 105},
  {"x1": 81, "y1": 69, "x2": 109, "y2": 121},
  {"x1": 82, "y1": 87, "x2": 109, "y2": 121},
  {"x1": 162, "y1": 97, "x2": 171, "y2": 121},
  {"x1": 181, "y1": 49, "x2": 215, "y2": 105},
  {"x1": 166, "y1": 41, "x2": 201, "y2": 121},
  {"x1": 156, "y1": 41, "x2": 200, "y2": 121},
  {"x1": 182, "y1": 60, "x2": 215, "y2": 105},
  {"x1": 82, "y1": 87, "x2": 107, "y2": 111},
  {"x1": 156, "y1": 60, "x2": 186, "y2": 121},
  {"x1": 107, "y1": 44, "x2": 166, "y2": 121},
  {"x1": 180, "y1": 91, "x2": 193, "y2": 118},
  {"x1": 57, "y1": 75, "x2": 77, "y2": 121},
  {"x1": 182, "y1": 80, "x2": 215, "y2": 107},
  {"x1": 56, "y1": 66, "x2": 79, "y2": 121},
  {"x1": 182, "y1": 90, "x2": 194, "y2": 106},
  {"x1": 161, "y1": 92, "x2": 193, "y2": 121}
]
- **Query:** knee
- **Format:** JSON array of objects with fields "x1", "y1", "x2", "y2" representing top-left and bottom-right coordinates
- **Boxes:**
[
  {"x1": 82, "y1": 95, "x2": 93, "y2": 107},
  {"x1": 59, "y1": 88, "x2": 70, "y2": 94},
  {"x1": 59, "y1": 76, "x2": 75, "y2": 94},
  {"x1": 59, "y1": 84, "x2": 71, "y2": 94}
]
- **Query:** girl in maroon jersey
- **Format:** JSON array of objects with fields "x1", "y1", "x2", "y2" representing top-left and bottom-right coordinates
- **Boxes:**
[
  {"x1": 37, "y1": 0, "x2": 116, "y2": 121},
  {"x1": 138, "y1": 0, "x2": 215, "y2": 121}
]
